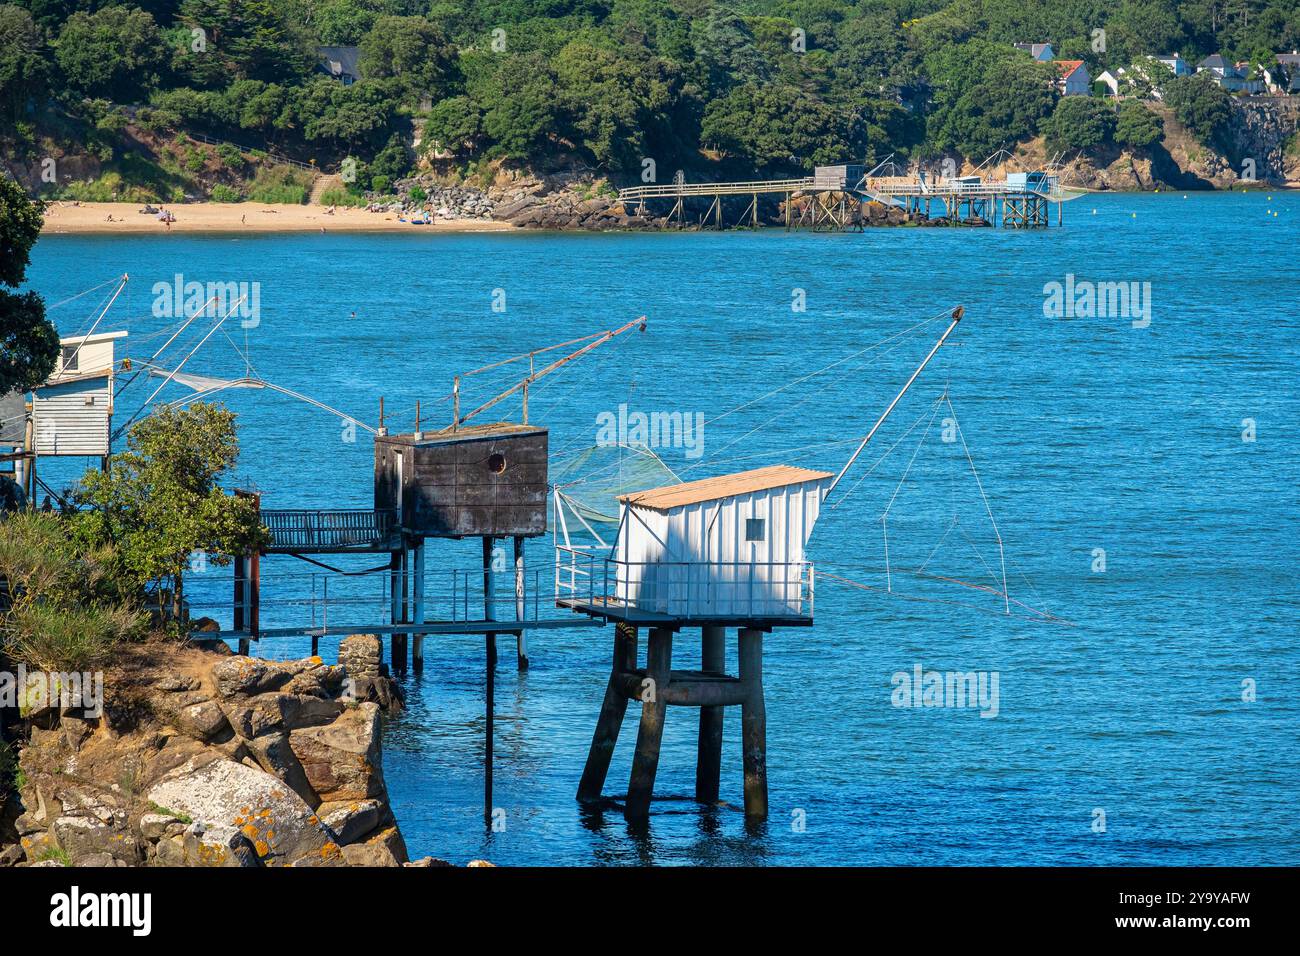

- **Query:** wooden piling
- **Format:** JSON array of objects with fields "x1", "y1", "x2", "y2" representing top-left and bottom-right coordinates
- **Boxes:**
[
  {"x1": 577, "y1": 622, "x2": 637, "y2": 802},
  {"x1": 513, "y1": 535, "x2": 528, "y2": 670},
  {"x1": 483, "y1": 536, "x2": 497, "y2": 826},
  {"x1": 412, "y1": 539, "x2": 425, "y2": 674},
  {"x1": 738, "y1": 627, "x2": 768, "y2": 820},
  {"x1": 392, "y1": 546, "x2": 408, "y2": 674},
  {"x1": 625, "y1": 626, "x2": 672, "y2": 822},
  {"x1": 695, "y1": 625, "x2": 725, "y2": 804}
]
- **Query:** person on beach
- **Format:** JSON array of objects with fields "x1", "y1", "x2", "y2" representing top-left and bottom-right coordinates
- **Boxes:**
[{"x1": 241, "y1": 214, "x2": 246, "y2": 225}]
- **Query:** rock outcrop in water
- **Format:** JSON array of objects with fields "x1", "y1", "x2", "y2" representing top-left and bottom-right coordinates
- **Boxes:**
[{"x1": 0, "y1": 636, "x2": 427, "y2": 867}]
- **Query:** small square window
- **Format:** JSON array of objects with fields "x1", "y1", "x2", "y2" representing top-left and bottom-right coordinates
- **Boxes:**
[
  {"x1": 745, "y1": 518, "x2": 766, "y2": 542},
  {"x1": 61, "y1": 346, "x2": 79, "y2": 372}
]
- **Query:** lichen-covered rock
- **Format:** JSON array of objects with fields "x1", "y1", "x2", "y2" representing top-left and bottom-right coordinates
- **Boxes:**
[
  {"x1": 180, "y1": 824, "x2": 260, "y2": 867},
  {"x1": 146, "y1": 757, "x2": 342, "y2": 867},
  {"x1": 243, "y1": 733, "x2": 317, "y2": 806},
  {"x1": 176, "y1": 700, "x2": 231, "y2": 741},
  {"x1": 339, "y1": 825, "x2": 407, "y2": 867},
  {"x1": 318, "y1": 798, "x2": 383, "y2": 845},
  {"x1": 289, "y1": 702, "x2": 384, "y2": 803}
]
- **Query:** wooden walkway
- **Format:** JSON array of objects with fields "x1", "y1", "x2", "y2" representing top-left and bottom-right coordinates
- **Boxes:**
[{"x1": 261, "y1": 508, "x2": 398, "y2": 553}]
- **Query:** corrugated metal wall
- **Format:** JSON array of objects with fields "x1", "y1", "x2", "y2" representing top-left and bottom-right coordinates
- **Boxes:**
[
  {"x1": 615, "y1": 477, "x2": 827, "y2": 618},
  {"x1": 0, "y1": 391, "x2": 25, "y2": 445},
  {"x1": 33, "y1": 381, "x2": 110, "y2": 456}
]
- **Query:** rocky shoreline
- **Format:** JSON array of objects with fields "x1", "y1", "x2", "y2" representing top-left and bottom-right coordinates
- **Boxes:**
[{"x1": 0, "y1": 635, "x2": 466, "y2": 868}]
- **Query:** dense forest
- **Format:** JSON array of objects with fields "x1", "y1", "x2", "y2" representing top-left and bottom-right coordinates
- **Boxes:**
[{"x1": 2, "y1": 0, "x2": 1298, "y2": 191}]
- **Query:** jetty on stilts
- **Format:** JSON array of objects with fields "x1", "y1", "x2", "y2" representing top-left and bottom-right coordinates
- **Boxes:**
[{"x1": 616, "y1": 155, "x2": 1081, "y2": 231}]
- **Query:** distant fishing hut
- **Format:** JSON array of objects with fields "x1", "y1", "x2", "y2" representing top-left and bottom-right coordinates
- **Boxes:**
[
  {"x1": 559, "y1": 308, "x2": 965, "y2": 822},
  {"x1": 29, "y1": 330, "x2": 128, "y2": 482}
]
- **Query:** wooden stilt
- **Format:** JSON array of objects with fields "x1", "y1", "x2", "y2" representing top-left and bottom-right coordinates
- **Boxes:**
[
  {"x1": 625, "y1": 626, "x2": 672, "y2": 822},
  {"x1": 695, "y1": 624, "x2": 725, "y2": 804},
  {"x1": 513, "y1": 535, "x2": 528, "y2": 670},
  {"x1": 412, "y1": 538, "x2": 425, "y2": 674},
  {"x1": 577, "y1": 622, "x2": 637, "y2": 802},
  {"x1": 393, "y1": 545, "x2": 408, "y2": 674},
  {"x1": 483, "y1": 536, "x2": 497, "y2": 826},
  {"x1": 388, "y1": 549, "x2": 401, "y2": 671},
  {"x1": 738, "y1": 627, "x2": 768, "y2": 820}
]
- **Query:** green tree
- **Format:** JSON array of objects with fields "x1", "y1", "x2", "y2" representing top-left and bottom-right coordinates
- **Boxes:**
[
  {"x1": 55, "y1": 5, "x2": 164, "y2": 101},
  {"x1": 0, "y1": 4, "x2": 48, "y2": 123},
  {"x1": 1164, "y1": 72, "x2": 1233, "y2": 146},
  {"x1": 426, "y1": 94, "x2": 484, "y2": 156},
  {"x1": 1041, "y1": 96, "x2": 1117, "y2": 152},
  {"x1": 1115, "y1": 98, "x2": 1163, "y2": 148},
  {"x1": 359, "y1": 14, "x2": 455, "y2": 98},
  {"x1": 702, "y1": 83, "x2": 864, "y2": 172},
  {"x1": 72, "y1": 403, "x2": 268, "y2": 620},
  {"x1": 0, "y1": 176, "x2": 58, "y2": 396}
]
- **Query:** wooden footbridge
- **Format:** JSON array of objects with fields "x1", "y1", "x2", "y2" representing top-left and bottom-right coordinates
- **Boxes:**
[{"x1": 619, "y1": 164, "x2": 1076, "y2": 229}]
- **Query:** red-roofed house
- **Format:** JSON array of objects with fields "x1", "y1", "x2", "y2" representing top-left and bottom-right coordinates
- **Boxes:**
[{"x1": 1055, "y1": 59, "x2": 1092, "y2": 96}]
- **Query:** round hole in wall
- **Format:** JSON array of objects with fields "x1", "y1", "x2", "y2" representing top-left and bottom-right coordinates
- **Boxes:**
[{"x1": 487, "y1": 453, "x2": 507, "y2": 474}]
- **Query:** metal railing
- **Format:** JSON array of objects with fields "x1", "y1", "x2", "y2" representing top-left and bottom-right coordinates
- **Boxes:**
[
  {"x1": 556, "y1": 546, "x2": 814, "y2": 619},
  {"x1": 261, "y1": 509, "x2": 396, "y2": 552},
  {"x1": 618, "y1": 178, "x2": 815, "y2": 202}
]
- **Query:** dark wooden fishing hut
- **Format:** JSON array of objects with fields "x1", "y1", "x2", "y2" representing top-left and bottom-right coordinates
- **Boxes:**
[{"x1": 373, "y1": 420, "x2": 548, "y2": 674}]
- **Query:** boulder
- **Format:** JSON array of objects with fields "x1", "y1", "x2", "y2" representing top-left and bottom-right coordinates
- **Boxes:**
[
  {"x1": 243, "y1": 733, "x2": 317, "y2": 806},
  {"x1": 288, "y1": 703, "x2": 384, "y2": 803},
  {"x1": 146, "y1": 757, "x2": 342, "y2": 867},
  {"x1": 180, "y1": 824, "x2": 260, "y2": 867},
  {"x1": 176, "y1": 701, "x2": 231, "y2": 741},
  {"x1": 339, "y1": 825, "x2": 407, "y2": 867},
  {"x1": 317, "y1": 798, "x2": 383, "y2": 845},
  {"x1": 52, "y1": 815, "x2": 137, "y2": 865}
]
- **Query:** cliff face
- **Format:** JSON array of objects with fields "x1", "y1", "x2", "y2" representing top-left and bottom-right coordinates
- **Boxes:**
[
  {"x1": 0, "y1": 635, "x2": 424, "y2": 868},
  {"x1": 1054, "y1": 100, "x2": 1298, "y2": 191}
]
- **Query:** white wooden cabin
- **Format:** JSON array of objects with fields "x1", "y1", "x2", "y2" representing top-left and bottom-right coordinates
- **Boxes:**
[
  {"x1": 610, "y1": 464, "x2": 832, "y2": 621},
  {"x1": 32, "y1": 330, "x2": 127, "y2": 457}
]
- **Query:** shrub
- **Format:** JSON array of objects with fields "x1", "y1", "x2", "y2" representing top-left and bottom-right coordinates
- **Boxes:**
[
  {"x1": 317, "y1": 187, "x2": 367, "y2": 207},
  {"x1": 5, "y1": 602, "x2": 144, "y2": 671},
  {"x1": 0, "y1": 512, "x2": 145, "y2": 670},
  {"x1": 1164, "y1": 74, "x2": 1233, "y2": 146},
  {"x1": 247, "y1": 165, "x2": 312, "y2": 204},
  {"x1": 210, "y1": 184, "x2": 242, "y2": 202},
  {"x1": 370, "y1": 174, "x2": 390, "y2": 194},
  {"x1": 216, "y1": 143, "x2": 245, "y2": 169},
  {"x1": 408, "y1": 184, "x2": 426, "y2": 203},
  {"x1": 1115, "y1": 100, "x2": 1163, "y2": 148}
]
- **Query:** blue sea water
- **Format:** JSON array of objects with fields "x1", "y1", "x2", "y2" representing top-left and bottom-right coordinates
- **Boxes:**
[{"x1": 25, "y1": 191, "x2": 1300, "y2": 866}]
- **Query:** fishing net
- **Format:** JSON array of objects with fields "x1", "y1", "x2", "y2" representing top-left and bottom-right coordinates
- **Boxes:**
[{"x1": 551, "y1": 443, "x2": 679, "y2": 542}]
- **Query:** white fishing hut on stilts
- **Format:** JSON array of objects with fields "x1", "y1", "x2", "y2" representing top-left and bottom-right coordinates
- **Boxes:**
[{"x1": 560, "y1": 307, "x2": 965, "y2": 823}]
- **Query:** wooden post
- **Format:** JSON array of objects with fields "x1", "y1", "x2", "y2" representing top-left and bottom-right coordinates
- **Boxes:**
[
  {"x1": 695, "y1": 625, "x2": 725, "y2": 804},
  {"x1": 392, "y1": 545, "x2": 408, "y2": 674},
  {"x1": 388, "y1": 549, "x2": 401, "y2": 671},
  {"x1": 412, "y1": 538, "x2": 425, "y2": 674},
  {"x1": 738, "y1": 627, "x2": 767, "y2": 820},
  {"x1": 513, "y1": 535, "x2": 528, "y2": 670},
  {"x1": 626, "y1": 626, "x2": 672, "y2": 822},
  {"x1": 482, "y1": 536, "x2": 496, "y2": 827},
  {"x1": 577, "y1": 622, "x2": 637, "y2": 802}
]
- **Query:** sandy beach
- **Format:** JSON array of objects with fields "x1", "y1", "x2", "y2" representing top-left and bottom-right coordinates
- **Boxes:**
[{"x1": 39, "y1": 201, "x2": 516, "y2": 235}]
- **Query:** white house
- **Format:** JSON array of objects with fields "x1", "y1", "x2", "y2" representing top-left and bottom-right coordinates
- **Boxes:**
[
  {"x1": 1096, "y1": 70, "x2": 1119, "y2": 96},
  {"x1": 1015, "y1": 42, "x2": 1055, "y2": 62},
  {"x1": 1055, "y1": 60, "x2": 1092, "y2": 96},
  {"x1": 31, "y1": 330, "x2": 126, "y2": 457},
  {"x1": 1155, "y1": 54, "x2": 1193, "y2": 77},
  {"x1": 609, "y1": 464, "x2": 831, "y2": 619}
]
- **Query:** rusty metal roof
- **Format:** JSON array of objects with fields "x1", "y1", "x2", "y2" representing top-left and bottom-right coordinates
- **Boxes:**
[{"x1": 618, "y1": 464, "x2": 832, "y2": 511}]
